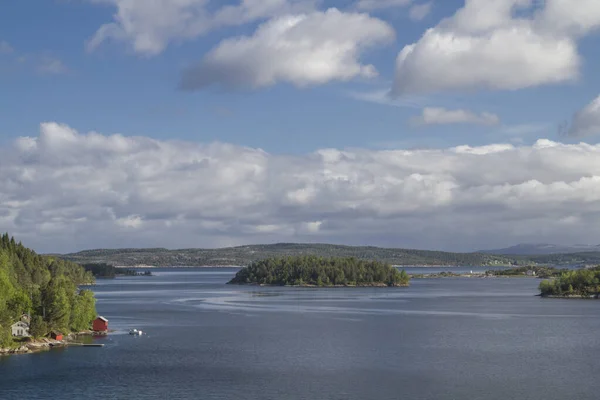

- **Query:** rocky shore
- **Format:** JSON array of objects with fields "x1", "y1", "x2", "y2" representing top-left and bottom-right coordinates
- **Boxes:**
[
  {"x1": 0, "y1": 331, "x2": 104, "y2": 356},
  {"x1": 0, "y1": 338, "x2": 65, "y2": 355}
]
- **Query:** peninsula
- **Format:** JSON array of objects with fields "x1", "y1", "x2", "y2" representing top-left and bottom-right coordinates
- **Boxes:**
[
  {"x1": 0, "y1": 234, "x2": 98, "y2": 355},
  {"x1": 228, "y1": 256, "x2": 410, "y2": 287}
]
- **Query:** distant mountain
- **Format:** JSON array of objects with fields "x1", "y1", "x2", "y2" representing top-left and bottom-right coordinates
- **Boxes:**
[
  {"x1": 480, "y1": 243, "x2": 600, "y2": 255},
  {"x1": 55, "y1": 243, "x2": 516, "y2": 267}
]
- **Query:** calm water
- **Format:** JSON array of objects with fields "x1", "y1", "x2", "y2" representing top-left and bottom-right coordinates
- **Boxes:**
[{"x1": 1, "y1": 268, "x2": 599, "y2": 399}]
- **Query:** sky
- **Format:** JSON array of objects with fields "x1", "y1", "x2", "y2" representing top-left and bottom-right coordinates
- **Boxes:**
[{"x1": 2, "y1": 0, "x2": 600, "y2": 253}]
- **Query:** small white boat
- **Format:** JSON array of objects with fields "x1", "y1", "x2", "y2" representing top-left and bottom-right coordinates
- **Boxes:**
[{"x1": 129, "y1": 329, "x2": 143, "y2": 336}]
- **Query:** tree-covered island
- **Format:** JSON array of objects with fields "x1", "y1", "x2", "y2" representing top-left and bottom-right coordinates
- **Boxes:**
[
  {"x1": 0, "y1": 234, "x2": 97, "y2": 351},
  {"x1": 539, "y1": 267, "x2": 600, "y2": 298},
  {"x1": 228, "y1": 256, "x2": 410, "y2": 287}
]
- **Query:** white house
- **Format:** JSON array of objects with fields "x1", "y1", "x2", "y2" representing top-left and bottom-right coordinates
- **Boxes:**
[{"x1": 11, "y1": 321, "x2": 30, "y2": 338}]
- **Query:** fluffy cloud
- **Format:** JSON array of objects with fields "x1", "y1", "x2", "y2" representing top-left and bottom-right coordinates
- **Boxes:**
[
  {"x1": 411, "y1": 107, "x2": 500, "y2": 126},
  {"x1": 5, "y1": 122, "x2": 600, "y2": 253},
  {"x1": 564, "y1": 95, "x2": 600, "y2": 137},
  {"x1": 87, "y1": 0, "x2": 317, "y2": 55},
  {"x1": 409, "y1": 2, "x2": 432, "y2": 21},
  {"x1": 392, "y1": 0, "x2": 600, "y2": 95},
  {"x1": 180, "y1": 9, "x2": 395, "y2": 90}
]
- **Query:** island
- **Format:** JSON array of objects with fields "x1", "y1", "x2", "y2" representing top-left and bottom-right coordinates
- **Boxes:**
[
  {"x1": 227, "y1": 256, "x2": 410, "y2": 287},
  {"x1": 0, "y1": 233, "x2": 98, "y2": 355},
  {"x1": 539, "y1": 267, "x2": 600, "y2": 298}
]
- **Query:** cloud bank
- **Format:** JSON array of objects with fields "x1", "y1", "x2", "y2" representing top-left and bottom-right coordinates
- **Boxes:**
[{"x1": 4, "y1": 122, "x2": 600, "y2": 253}]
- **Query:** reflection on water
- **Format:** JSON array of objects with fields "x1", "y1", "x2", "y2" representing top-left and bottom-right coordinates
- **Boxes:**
[{"x1": 1, "y1": 268, "x2": 599, "y2": 400}]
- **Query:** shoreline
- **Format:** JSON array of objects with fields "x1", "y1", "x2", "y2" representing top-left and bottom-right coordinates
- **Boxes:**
[
  {"x1": 0, "y1": 331, "x2": 108, "y2": 357},
  {"x1": 541, "y1": 294, "x2": 600, "y2": 299},
  {"x1": 227, "y1": 282, "x2": 410, "y2": 288}
]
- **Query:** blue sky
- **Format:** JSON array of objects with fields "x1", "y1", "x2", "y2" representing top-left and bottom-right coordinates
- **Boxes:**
[
  {"x1": 2, "y1": 0, "x2": 599, "y2": 154},
  {"x1": 2, "y1": 0, "x2": 600, "y2": 253}
]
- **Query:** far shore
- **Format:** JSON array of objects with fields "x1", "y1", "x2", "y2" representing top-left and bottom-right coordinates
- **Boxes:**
[{"x1": 117, "y1": 264, "x2": 512, "y2": 269}]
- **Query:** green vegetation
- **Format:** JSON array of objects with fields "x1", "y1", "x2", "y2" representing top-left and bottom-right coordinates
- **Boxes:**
[
  {"x1": 0, "y1": 234, "x2": 96, "y2": 348},
  {"x1": 513, "y1": 252, "x2": 600, "y2": 266},
  {"x1": 57, "y1": 243, "x2": 518, "y2": 267},
  {"x1": 228, "y1": 256, "x2": 410, "y2": 287},
  {"x1": 82, "y1": 263, "x2": 152, "y2": 278},
  {"x1": 486, "y1": 266, "x2": 565, "y2": 279},
  {"x1": 410, "y1": 271, "x2": 466, "y2": 279},
  {"x1": 539, "y1": 267, "x2": 600, "y2": 298}
]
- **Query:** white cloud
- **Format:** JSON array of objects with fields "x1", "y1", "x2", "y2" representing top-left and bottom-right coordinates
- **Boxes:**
[
  {"x1": 6, "y1": 122, "x2": 600, "y2": 252},
  {"x1": 87, "y1": 0, "x2": 317, "y2": 55},
  {"x1": 180, "y1": 9, "x2": 395, "y2": 90},
  {"x1": 564, "y1": 95, "x2": 600, "y2": 137},
  {"x1": 411, "y1": 107, "x2": 500, "y2": 126},
  {"x1": 37, "y1": 56, "x2": 68, "y2": 75},
  {"x1": 356, "y1": 0, "x2": 412, "y2": 10},
  {"x1": 409, "y1": 2, "x2": 432, "y2": 21},
  {"x1": 392, "y1": 0, "x2": 599, "y2": 95},
  {"x1": 0, "y1": 40, "x2": 13, "y2": 54}
]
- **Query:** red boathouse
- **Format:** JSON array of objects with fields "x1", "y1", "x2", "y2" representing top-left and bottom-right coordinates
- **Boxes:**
[
  {"x1": 50, "y1": 331, "x2": 63, "y2": 341},
  {"x1": 93, "y1": 316, "x2": 109, "y2": 332}
]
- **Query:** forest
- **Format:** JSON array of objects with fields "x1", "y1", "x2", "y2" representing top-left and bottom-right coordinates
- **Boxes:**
[
  {"x1": 228, "y1": 256, "x2": 410, "y2": 287},
  {"x1": 59, "y1": 242, "x2": 517, "y2": 267},
  {"x1": 539, "y1": 267, "x2": 600, "y2": 297},
  {"x1": 0, "y1": 234, "x2": 97, "y2": 347}
]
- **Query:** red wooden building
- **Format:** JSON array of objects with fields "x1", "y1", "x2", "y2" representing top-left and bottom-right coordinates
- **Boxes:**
[
  {"x1": 50, "y1": 331, "x2": 63, "y2": 341},
  {"x1": 93, "y1": 316, "x2": 109, "y2": 332}
]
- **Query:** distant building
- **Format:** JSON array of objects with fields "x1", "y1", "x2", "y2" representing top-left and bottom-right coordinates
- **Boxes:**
[
  {"x1": 526, "y1": 270, "x2": 537, "y2": 276},
  {"x1": 11, "y1": 321, "x2": 30, "y2": 338},
  {"x1": 49, "y1": 331, "x2": 63, "y2": 341},
  {"x1": 93, "y1": 316, "x2": 109, "y2": 332}
]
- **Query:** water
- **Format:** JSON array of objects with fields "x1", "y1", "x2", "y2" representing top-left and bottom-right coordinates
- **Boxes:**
[{"x1": 2, "y1": 268, "x2": 599, "y2": 399}]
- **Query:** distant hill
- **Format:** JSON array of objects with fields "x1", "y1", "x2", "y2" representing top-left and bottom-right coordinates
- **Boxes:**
[
  {"x1": 480, "y1": 243, "x2": 600, "y2": 255},
  {"x1": 55, "y1": 243, "x2": 517, "y2": 267}
]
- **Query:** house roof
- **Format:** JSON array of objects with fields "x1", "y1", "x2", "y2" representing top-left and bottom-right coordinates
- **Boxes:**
[
  {"x1": 96, "y1": 316, "x2": 108, "y2": 322},
  {"x1": 12, "y1": 321, "x2": 29, "y2": 328},
  {"x1": 50, "y1": 331, "x2": 62, "y2": 336}
]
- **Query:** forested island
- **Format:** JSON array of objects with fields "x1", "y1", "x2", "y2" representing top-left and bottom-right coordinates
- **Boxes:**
[
  {"x1": 228, "y1": 256, "x2": 410, "y2": 287},
  {"x1": 82, "y1": 263, "x2": 152, "y2": 278},
  {"x1": 0, "y1": 234, "x2": 97, "y2": 350},
  {"x1": 539, "y1": 267, "x2": 600, "y2": 298}
]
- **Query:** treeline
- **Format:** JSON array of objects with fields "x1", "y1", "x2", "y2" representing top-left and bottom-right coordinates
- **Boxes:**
[
  {"x1": 487, "y1": 266, "x2": 565, "y2": 279},
  {"x1": 539, "y1": 267, "x2": 600, "y2": 297},
  {"x1": 0, "y1": 234, "x2": 97, "y2": 347},
  {"x1": 228, "y1": 256, "x2": 410, "y2": 287},
  {"x1": 60, "y1": 243, "x2": 517, "y2": 267},
  {"x1": 82, "y1": 263, "x2": 152, "y2": 278}
]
